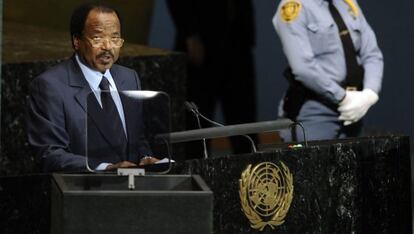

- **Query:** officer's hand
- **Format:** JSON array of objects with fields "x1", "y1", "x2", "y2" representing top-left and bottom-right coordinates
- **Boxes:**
[{"x1": 338, "y1": 89, "x2": 379, "y2": 125}]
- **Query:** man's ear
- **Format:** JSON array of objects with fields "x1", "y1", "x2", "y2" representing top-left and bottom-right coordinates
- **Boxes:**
[{"x1": 73, "y1": 36, "x2": 80, "y2": 50}]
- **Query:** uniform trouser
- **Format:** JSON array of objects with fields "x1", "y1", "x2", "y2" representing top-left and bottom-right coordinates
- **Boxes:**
[
  {"x1": 185, "y1": 48, "x2": 257, "y2": 159},
  {"x1": 279, "y1": 99, "x2": 363, "y2": 142}
]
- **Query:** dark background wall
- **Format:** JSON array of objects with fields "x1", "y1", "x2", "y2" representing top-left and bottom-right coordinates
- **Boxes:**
[
  {"x1": 149, "y1": 0, "x2": 414, "y2": 138},
  {"x1": 3, "y1": 0, "x2": 154, "y2": 44}
]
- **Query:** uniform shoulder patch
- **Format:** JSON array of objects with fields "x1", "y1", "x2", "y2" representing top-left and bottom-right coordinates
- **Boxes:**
[
  {"x1": 343, "y1": 0, "x2": 359, "y2": 19},
  {"x1": 280, "y1": 0, "x2": 302, "y2": 23}
]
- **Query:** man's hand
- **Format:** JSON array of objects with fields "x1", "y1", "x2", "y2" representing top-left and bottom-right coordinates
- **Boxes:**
[
  {"x1": 105, "y1": 161, "x2": 137, "y2": 171},
  {"x1": 338, "y1": 89, "x2": 379, "y2": 126},
  {"x1": 139, "y1": 156, "x2": 160, "y2": 166}
]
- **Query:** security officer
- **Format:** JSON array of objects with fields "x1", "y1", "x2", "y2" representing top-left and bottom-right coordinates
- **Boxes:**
[{"x1": 273, "y1": 0, "x2": 383, "y2": 141}]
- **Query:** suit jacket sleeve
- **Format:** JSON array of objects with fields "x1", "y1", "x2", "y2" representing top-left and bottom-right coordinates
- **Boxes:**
[{"x1": 26, "y1": 76, "x2": 88, "y2": 172}]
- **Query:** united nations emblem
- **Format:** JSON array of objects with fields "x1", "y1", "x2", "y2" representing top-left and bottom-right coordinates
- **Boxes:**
[
  {"x1": 280, "y1": 0, "x2": 302, "y2": 22},
  {"x1": 239, "y1": 162, "x2": 294, "y2": 231}
]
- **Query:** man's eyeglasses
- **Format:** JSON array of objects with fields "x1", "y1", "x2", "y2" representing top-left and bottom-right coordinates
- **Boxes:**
[{"x1": 84, "y1": 36, "x2": 124, "y2": 48}]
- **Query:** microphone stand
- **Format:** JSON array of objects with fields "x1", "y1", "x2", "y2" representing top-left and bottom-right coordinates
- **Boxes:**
[
  {"x1": 185, "y1": 102, "x2": 209, "y2": 159},
  {"x1": 186, "y1": 101, "x2": 257, "y2": 154},
  {"x1": 190, "y1": 102, "x2": 257, "y2": 153}
]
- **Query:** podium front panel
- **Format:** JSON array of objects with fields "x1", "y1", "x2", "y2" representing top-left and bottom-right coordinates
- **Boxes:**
[{"x1": 51, "y1": 174, "x2": 212, "y2": 234}]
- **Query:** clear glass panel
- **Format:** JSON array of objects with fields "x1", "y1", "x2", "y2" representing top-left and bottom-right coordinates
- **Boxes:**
[{"x1": 85, "y1": 90, "x2": 171, "y2": 172}]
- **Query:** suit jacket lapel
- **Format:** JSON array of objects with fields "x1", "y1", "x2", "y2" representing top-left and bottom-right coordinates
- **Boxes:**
[
  {"x1": 69, "y1": 56, "x2": 90, "y2": 113},
  {"x1": 110, "y1": 65, "x2": 128, "y2": 90}
]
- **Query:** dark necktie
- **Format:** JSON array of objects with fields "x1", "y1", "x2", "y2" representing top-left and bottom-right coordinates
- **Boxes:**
[
  {"x1": 327, "y1": 0, "x2": 363, "y2": 90},
  {"x1": 99, "y1": 76, "x2": 128, "y2": 154}
]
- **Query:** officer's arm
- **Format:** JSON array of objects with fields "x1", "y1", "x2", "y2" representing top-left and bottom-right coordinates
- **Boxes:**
[
  {"x1": 272, "y1": 2, "x2": 345, "y2": 104},
  {"x1": 356, "y1": 6, "x2": 384, "y2": 94}
]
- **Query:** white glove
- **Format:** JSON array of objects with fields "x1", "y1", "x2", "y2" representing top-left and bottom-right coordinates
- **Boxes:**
[{"x1": 338, "y1": 89, "x2": 379, "y2": 126}]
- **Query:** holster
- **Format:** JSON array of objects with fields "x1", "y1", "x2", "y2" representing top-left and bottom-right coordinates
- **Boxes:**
[
  {"x1": 282, "y1": 66, "x2": 364, "y2": 121},
  {"x1": 282, "y1": 68, "x2": 308, "y2": 121}
]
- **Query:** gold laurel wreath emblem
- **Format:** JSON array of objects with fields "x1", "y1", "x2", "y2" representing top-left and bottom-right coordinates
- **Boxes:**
[{"x1": 239, "y1": 162, "x2": 294, "y2": 231}]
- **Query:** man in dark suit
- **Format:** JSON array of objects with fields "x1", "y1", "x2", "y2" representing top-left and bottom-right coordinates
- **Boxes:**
[
  {"x1": 167, "y1": 0, "x2": 257, "y2": 158},
  {"x1": 26, "y1": 3, "x2": 157, "y2": 172}
]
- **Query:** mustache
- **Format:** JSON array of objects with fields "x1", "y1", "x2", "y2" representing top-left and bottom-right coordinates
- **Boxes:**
[{"x1": 97, "y1": 51, "x2": 114, "y2": 58}]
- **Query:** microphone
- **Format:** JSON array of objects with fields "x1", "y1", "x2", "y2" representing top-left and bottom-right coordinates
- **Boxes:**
[
  {"x1": 184, "y1": 101, "x2": 197, "y2": 115},
  {"x1": 185, "y1": 101, "x2": 257, "y2": 153},
  {"x1": 185, "y1": 101, "x2": 209, "y2": 159}
]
